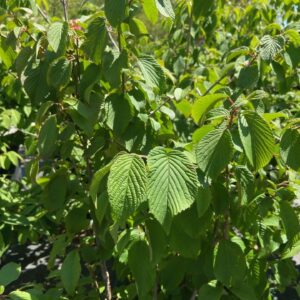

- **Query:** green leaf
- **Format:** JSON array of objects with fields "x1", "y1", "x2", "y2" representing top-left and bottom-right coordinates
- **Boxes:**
[
  {"x1": 196, "y1": 186, "x2": 212, "y2": 218},
  {"x1": 105, "y1": 94, "x2": 133, "y2": 135},
  {"x1": 79, "y1": 64, "x2": 101, "y2": 101},
  {"x1": 147, "y1": 147, "x2": 198, "y2": 226},
  {"x1": 235, "y1": 165, "x2": 255, "y2": 204},
  {"x1": 60, "y1": 250, "x2": 81, "y2": 295},
  {"x1": 82, "y1": 17, "x2": 107, "y2": 64},
  {"x1": 47, "y1": 57, "x2": 72, "y2": 89},
  {"x1": 214, "y1": 240, "x2": 247, "y2": 286},
  {"x1": 43, "y1": 173, "x2": 67, "y2": 211},
  {"x1": 155, "y1": 0, "x2": 175, "y2": 19},
  {"x1": 105, "y1": 50, "x2": 128, "y2": 88},
  {"x1": 143, "y1": 0, "x2": 158, "y2": 24},
  {"x1": 169, "y1": 208, "x2": 202, "y2": 258},
  {"x1": 47, "y1": 22, "x2": 68, "y2": 54},
  {"x1": 145, "y1": 219, "x2": 167, "y2": 264},
  {"x1": 259, "y1": 35, "x2": 285, "y2": 61},
  {"x1": 137, "y1": 55, "x2": 165, "y2": 91},
  {"x1": 90, "y1": 163, "x2": 113, "y2": 201},
  {"x1": 231, "y1": 282, "x2": 258, "y2": 300},
  {"x1": 191, "y1": 94, "x2": 227, "y2": 123},
  {"x1": 280, "y1": 201, "x2": 300, "y2": 240},
  {"x1": 105, "y1": 0, "x2": 127, "y2": 27},
  {"x1": 282, "y1": 232, "x2": 300, "y2": 259},
  {"x1": 238, "y1": 111, "x2": 275, "y2": 170},
  {"x1": 0, "y1": 262, "x2": 21, "y2": 287},
  {"x1": 280, "y1": 128, "x2": 300, "y2": 171},
  {"x1": 107, "y1": 154, "x2": 147, "y2": 223},
  {"x1": 196, "y1": 127, "x2": 233, "y2": 179},
  {"x1": 37, "y1": 115, "x2": 58, "y2": 159},
  {"x1": 236, "y1": 64, "x2": 259, "y2": 89},
  {"x1": 9, "y1": 291, "x2": 38, "y2": 300},
  {"x1": 128, "y1": 241, "x2": 155, "y2": 296},
  {"x1": 65, "y1": 207, "x2": 89, "y2": 234},
  {"x1": 198, "y1": 283, "x2": 222, "y2": 300}
]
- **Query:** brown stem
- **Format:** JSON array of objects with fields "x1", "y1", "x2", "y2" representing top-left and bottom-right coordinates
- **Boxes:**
[
  {"x1": 60, "y1": 0, "x2": 69, "y2": 22},
  {"x1": 118, "y1": 25, "x2": 125, "y2": 94},
  {"x1": 100, "y1": 263, "x2": 112, "y2": 300}
]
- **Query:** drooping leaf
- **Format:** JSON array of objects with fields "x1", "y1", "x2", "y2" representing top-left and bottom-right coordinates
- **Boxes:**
[
  {"x1": 280, "y1": 128, "x2": 300, "y2": 171},
  {"x1": 169, "y1": 207, "x2": 202, "y2": 258},
  {"x1": 280, "y1": 201, "x2": 300, "y2": 240},
  {"x1": 147, "y1": 147, "x2": 198, "y2": 226},
  {"x1": 42, "y1": 172, "x2": 68, "y2": 211},
  {"x1": 196, "y1": 186, "x2": 212, "y2": 218},
  {"x1": 0, "y1": 262, "x2": 21, "y2": 287},
  {"x1": 79, "y1": 64, "x2": 101, "y2": 101},
  {"x1": 104, "y1": 0, "x2": 127, "y2": 27},
  {"x1": 47, "y1": 57, "x2": 72, "y2": 89},
  {"x1": 107, "y1": 154, "x2": 147, "y2": 223},
  {"x1": 214, "y1": 240, "x2": 247, "y2": 286},
  {"x1": 231, "y1": 282, "x2": 258, "y2": 300},
  {"x1": 145, "y1": 219, "x2": 167, "y2": 264},
  {"x1": 60, "y1": 250, "x2": 81, "y2": 295},
  {"x1": 282, "y1": 232, "x2": 300, "y2": 259},
  {"x1": 198, "y1": 283, "x2": 223, "y2": 300},
  {"x1": 105, "y1": 93, "x2": 133, "y2": 135},
  {"x1": 236, "y1": 64, "x2": 259, "y2": 89},
  {"x1": 37, "y1": 115, "x2": 58, "y2": 158},
  {"x1": 137, "y1": 55, "x2": 165, "y2": 91},
  {"x1": 196, "y1": 127, "x2": 233, "y2": 179},
  {"x1": 47, "y1": 22, "x2": 68, "y2": 54},
  {"x1": 191, "y1": 94, "x2": 227, "y2": 123},
  {"x1": 82, "y1": 17, "x2": 107, "y2": 64},
  {"x1": 238, "y1": 111, "x2": 275, "y2": 170},
  {"x1": 235, "y1": 165, "x2": 255, "y2": 204},
  {"x1": 259, "y1": 35, "x2": 285, "y2": 61},
  {"x1": 128, "y1": 241, "x2": 155, "y2": 296},
  {"x1": 90, "y1": 163, "x2": 113, "y2": 201},
  {"x1": 105, "y1": 50, "x2": 128, "y2": 88},
  {"x1": 143, "y1": 0, "x2": 158, "y2": 24},
  {"x1": 9, "y1": 291, "x2": 38, "y2": 300},
  {"x1": 155, "y1": 0, "x2": 175, "y2": 19}
]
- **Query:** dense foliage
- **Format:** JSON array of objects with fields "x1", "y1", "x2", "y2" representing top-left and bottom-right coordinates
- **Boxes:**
[{"x1": 0, "y1": 0, "x2": 300, "y2": 299}]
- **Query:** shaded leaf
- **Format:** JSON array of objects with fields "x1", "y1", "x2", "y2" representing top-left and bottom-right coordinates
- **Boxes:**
[
  {"x1": 214, "y1": 240, "x2": 247, "y2": 286},
  {"x1": 105, "y1": 0, "x2": 127, "y2": 27},
  {"x1": 82, "y1": 17, "x2": 107, "y2": 64},
  {"x1": 60, "y1": 250, "x2": 81, "y2": 295},
  {"x1": 37, "y1": 115, "x2": 58, "y2": 158},
  {"x1": 0, "y1": 263, "x2": 21, "y2": 287},
  {"x1": 47, "y1": 57, "x2": 72, "y2": 89},
  {"x1": 280, "y1": 128, "x2": 300, "y2": 171}
]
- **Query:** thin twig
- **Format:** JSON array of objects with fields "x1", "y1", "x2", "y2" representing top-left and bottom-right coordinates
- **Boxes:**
[
  {"x1": 190, "y1": 290, "x2": 198, "y2": 300},
  {"x1": 106, "y1": 26, "x2": 119, "y2": 50},
  {"x1": 149, "y1": 97, "x2": 171, "y2": 116},
  {"x1": 37, "y1": 5, "x2": 50, "y2": 23},
  {"x1": 202, "y1": 73, "x2": 228, "y2": 96},
  {"x1": 184, "y1": 5, "x2": 193, "y2": 71},
  {"x1": 118, "y1": 24, "x2": 125, "y2": 93},
  {"x1": 60, "y1": 0, "x2": 69, "y2": 22}
]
